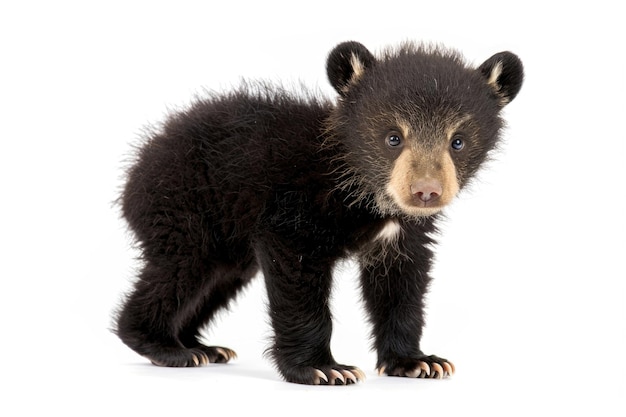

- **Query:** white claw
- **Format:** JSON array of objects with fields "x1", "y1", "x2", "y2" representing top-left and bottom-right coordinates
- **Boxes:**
[
  {"x1": 314, "y1": 369, "x2": 328, "y2": 384},
  {"x1": 432, "y1": 363, "x2": 444, "y2": 379},
  {"x1": 191, "y1": 354, "x2": 199, "y2": 366},
  {"x1": 329, "y1": 369, "x2": 345, "y2": 385},
  {"x1": 377, "y1": 366, "x2": 386, "y2": 376},
  {"x1": 341, "y1": 369, "x2": 357, "y2": 383},
  {"x1": 215, "y1": 347, "x2": 228, "y2": 361},
  {"x1": 419, "y1": 361, "x2": 431, "y2": 377},
  {"x1": 219, "y1": 347, "x2": 238, "y2": 361},
  {"x1": 446, "y1": 361, "x2": 456, "y2": 375},
  {"x1": 352, "y1": 368, "x2": 366, "y2": 381}
]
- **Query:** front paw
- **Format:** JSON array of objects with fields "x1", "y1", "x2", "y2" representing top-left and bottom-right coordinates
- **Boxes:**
[
  {"x1": 377, "y1": 355, "x2": 454, "y2": 379},
  {"x1": 281, "y1": 364, "x2": 366, "y2": 385}
]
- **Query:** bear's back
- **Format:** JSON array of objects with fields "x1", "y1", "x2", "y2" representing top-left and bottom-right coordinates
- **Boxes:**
[{"x1": 121, "y1": 85, "x2": 337, "y2": 247}]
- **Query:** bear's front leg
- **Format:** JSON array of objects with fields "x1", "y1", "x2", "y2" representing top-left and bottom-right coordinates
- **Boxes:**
[
  {"x1": 256, "y1": 238, "x2": 365, "y2": 385},
  {"x1": 360, "y1": 219, "x2": 455, "y2": 379}
]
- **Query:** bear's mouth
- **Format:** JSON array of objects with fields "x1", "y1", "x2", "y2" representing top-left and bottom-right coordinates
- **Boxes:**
[{"x1": 394, "y1": 198, "x2": 447, "y2": 217}]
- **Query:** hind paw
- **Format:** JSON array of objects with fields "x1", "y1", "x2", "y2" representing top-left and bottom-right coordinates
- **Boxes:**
[
  {"x1": 377, "y1": 355, "x2": 454, "y2": 379},
  {"x1": 282, "y1": 365, "x2": 366, "y2": 385},
  {"x1": 149, "y1": 345, "x2": 237, "y2": 367},
  {"x1": 195, "y1": 345, "x2": 237, "y2": 364}
]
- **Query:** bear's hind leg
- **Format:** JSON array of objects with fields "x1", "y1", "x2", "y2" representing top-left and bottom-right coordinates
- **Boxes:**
[
  {"x1": 116, "y1": 259, "x2": 248, "y2": 367},
  {"x1": 176, "y1": 260, "x2": 259, "y2": 364}
]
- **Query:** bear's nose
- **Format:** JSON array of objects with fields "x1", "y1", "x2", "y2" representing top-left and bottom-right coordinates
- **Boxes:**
[{"x1": 411, "y1": 179, "x2": 442, "y2": 204}]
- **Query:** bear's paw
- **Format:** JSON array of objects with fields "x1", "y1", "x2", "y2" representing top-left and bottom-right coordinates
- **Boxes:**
[
  {"x1": 283, "y1": 364, "x2": 366, "y2": 385},
  {"x1": 149, "y1": 345, "x2": 237, "y2": 367},
  {"x1": 377, "y1": 355, "x2": 454, "y2": 379}
]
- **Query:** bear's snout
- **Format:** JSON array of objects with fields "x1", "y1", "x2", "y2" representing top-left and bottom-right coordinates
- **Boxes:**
[{"x1": 410, "y1": 179, "x2": 442, "y2": 206}]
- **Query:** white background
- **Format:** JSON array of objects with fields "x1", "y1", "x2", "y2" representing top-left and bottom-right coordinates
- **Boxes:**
[{"x1": 1, "y1": 1, "x2": 624, "y2": 415}]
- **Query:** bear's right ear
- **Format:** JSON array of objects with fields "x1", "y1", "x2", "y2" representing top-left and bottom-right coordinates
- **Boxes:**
[
  {"x1": 478, "y1": 51, "x2": 524, "y2": 106},
  {"x1": 327, "y1": 41, "x2": 376, "y2": 96}
]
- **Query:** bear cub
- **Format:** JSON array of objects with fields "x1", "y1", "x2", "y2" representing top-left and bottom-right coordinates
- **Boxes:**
[{"x1": 115, "y1": 41, "x2": 523, "y2": 385}]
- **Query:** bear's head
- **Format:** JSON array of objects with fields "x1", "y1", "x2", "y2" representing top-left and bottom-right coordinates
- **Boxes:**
[{"x1": 326, "y1": 41, "x2": 523, "y2": 217}]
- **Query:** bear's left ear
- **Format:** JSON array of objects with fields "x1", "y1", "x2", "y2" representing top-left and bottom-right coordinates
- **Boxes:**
[
  {"x1": 327, "y1": 41, "x2": 376, "y2": 96},
  {"x1": 478, "y1": 51, "x2": 524, "y2": 106}
]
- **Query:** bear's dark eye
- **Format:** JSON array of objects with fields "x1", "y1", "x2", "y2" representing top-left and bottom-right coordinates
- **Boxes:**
[
  {"x1": 386, "y1": 132, "x2": 403, "y2": 148},
  {"x1": 451, "y1": 134, "x2": 465, "y2": 151}
]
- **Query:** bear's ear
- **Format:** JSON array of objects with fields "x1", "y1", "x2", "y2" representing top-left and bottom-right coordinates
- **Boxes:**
[
  {"x1": 478, "y1": 51, "x2": 524, "y2": 106},
  {"x1": 327, "y1": 41, "x2": 376, "y2": 95}
]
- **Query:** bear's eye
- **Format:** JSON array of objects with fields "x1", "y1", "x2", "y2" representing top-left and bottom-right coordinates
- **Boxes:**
[
  {"x1": 451, "y1": 134, "x2": 465, "y2": 151},
  {"x1": 386, "y1": 132, "x2": 403, "y2": 148}
]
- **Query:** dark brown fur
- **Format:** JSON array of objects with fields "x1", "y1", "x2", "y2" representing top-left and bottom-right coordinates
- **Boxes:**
[{"x1": 115, "y1": 41, "x2": 523, "y2": 384}]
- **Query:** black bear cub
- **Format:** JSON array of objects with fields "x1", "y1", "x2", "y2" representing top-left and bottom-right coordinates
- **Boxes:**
[{"x1": 116, "y1": 41, "x2": 523, "y2": 385}]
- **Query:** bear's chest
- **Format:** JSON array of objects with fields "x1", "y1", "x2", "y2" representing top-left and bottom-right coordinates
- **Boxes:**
[{"x1": 261, "y1": 186, "x2": 391, "y2": 256}]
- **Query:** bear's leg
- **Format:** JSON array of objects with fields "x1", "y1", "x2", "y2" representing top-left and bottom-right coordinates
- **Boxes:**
[
  {"x1": 116, "y1": 258, "x2": 249, "y2": 367},
  {"x1": 176, "y1": 260, "x2": 259, "y2": 363},
  {"x1": 359, "y1": 240, "x2": 454, "y2": 379},
  {"x1": 256, "y1": 241, "x2": 365, "y2": 385}
]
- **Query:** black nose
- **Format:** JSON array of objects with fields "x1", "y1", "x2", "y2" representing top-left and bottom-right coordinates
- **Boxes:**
[{"x1": 410, "y1": 179, "x2": 442, "y2": 204}]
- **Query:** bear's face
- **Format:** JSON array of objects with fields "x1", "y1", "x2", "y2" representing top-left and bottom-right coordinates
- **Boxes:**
[{"x1": 326, "y1": 42, "x2": 523, "y2": 217}]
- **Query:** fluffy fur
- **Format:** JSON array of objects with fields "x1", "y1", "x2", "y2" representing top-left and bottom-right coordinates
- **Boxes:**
[{"x1": 115, "y1": 41, "x2": 523, "y2": 385}]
